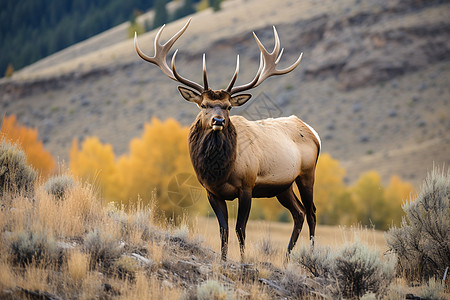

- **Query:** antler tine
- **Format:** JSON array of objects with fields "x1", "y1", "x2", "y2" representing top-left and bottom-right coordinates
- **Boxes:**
[
  {"x1": 135, "y1": 18, "x2": 205, "y2": 92},
  {"x1": 203, "y1": 54, "x2": 209, "y2": 90},
  {"x1": 229, "y1": 26, "x2": 303, "y2": 95},
  {"x1": 272, "y1": 26, "x2": 281, "y2": 58},
  {"x1": 230, "y1": 53, "x2": 263, "y2": 95},
  {"x1": 226, "y1": 55, "x2": 240, "y2": 92},
  {"x1": 276, "y1": 48, "x2": 284, "y2": 64},
  {"x1": 172, "y1": 49, "x2": 204, "y2": 93}
]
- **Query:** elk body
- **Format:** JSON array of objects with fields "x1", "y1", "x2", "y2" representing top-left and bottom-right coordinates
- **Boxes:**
[{"x1": 135, "y1": 19, "x2": 321, "y2": 261}]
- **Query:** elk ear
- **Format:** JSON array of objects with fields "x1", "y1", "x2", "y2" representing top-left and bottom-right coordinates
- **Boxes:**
[
  {"x1": 177, "y1": 86, "x2": 202, "y2": 105},
  {"x1": 230, "y1": 94, "x2": 252, "y2": 106}
]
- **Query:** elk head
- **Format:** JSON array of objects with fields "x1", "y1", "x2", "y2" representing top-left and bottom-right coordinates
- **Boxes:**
[{"x1": 134, "y1": 18, "x2": 303, "y2": 132}]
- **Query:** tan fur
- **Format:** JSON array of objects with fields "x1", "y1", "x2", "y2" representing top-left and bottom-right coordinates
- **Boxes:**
[{"x1": 210, "y1": 115, "x2": 320, "y2": 199}]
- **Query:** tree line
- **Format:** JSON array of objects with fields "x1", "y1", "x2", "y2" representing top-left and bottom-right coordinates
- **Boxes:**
[
  {"x1": 1, "y1": 0, "x2": 224, "y2": 78},
  {"x1": 1, "y1": 0, "x2": 156, "y2": 77}
]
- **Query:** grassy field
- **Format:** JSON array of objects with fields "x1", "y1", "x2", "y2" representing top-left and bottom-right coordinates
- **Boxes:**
[{"x1": 193, "y1": 217, "x2": 387, "y2": 267}]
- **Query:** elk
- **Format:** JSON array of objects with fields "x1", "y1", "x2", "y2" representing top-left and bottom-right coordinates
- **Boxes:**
[{"x1": 134, "y1": 19, "x2": 321, "y2": 261}]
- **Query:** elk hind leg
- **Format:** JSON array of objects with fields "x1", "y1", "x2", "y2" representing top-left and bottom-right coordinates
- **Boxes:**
[
  {"x1": 276, "y1": 187, "x2": 306, "y2": 254},
  {"x1": 295, "y1": 176, "x2": 316, "y2": 244}
]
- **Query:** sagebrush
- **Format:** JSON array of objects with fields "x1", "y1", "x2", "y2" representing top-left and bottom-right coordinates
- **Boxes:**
[
  {"x1": 43, "y1": 174, "x2": 75, "y2": 199},
  {"x1": 292, "y1": 242, "x2": 395, "y2": 298},
  {"x1": 0, "y1": 139, "x2": 37, "y2": 197},
  {"x1": 386, "y1": 166, "x2": 449, "y2": 281}
]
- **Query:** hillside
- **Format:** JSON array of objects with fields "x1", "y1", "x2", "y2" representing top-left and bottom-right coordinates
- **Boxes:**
[{"x1": 1, "y1": 0, "x2": 449, "y2": 187}]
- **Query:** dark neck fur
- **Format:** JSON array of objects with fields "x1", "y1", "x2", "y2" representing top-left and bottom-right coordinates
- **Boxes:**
[{"x1": 188, "y1": 118, "x2": 237, "y2": 186}]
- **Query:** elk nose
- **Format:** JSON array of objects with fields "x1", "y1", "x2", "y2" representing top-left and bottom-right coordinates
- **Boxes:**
[
  {"x1": 213, "y1": 117, "x2": 225, "y2": 125},
  {"x1": 212, "y1": 117, "x2": 225, "y2": 131}
]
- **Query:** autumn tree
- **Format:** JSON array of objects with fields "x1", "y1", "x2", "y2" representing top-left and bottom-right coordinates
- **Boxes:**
[
  {"x1": 313, "y1": 153, "x2": 347, "y2": 224},
  {"x1": 384, "y1": 175, "x2": 415, "y2": 227},
  {"x1": 70, "y1": 137, "x2": 120, "y2": 201},
  {"x1": 69, "y1": 118, "x2": 206, "y2": 220},
  {"x1": 116, "y1": 118, "x2": 197, "y2": 216},
  {"x1": 351, "y1": 171, "x2": 388, "y2": 229},
  {"x1": 4, "y1": 63, "x2": 14, "y2": 78},
  {"x1": 0, "y1": 115, "x2": 55, "y2": 176}
]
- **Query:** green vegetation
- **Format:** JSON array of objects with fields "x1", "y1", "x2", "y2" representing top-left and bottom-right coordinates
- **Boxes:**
[
  {"x1": 173, "y1": 0, "x2": 196, "y2": 20},
  {"x1": 0, "y1": 0, "x2": 156, "y2": 76},
  {"x1": 153, "y1": 0, "x2": 168, "y2": 29},
  {"x1": 211, "y1": 0, "x2": 222, "y2": 12}
]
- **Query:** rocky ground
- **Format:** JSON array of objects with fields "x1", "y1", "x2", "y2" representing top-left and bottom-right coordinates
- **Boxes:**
[{"x1": 1, "y1": 0, "x2": 449, "y2": 187}]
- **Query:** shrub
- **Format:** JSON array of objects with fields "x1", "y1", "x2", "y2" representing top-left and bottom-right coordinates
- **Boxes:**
[
  {"x1": 257, "y1": 236, "x2": 277, "y2": 257},
  {"x1": 333, "y1": 242, "x2": 395, "y2": 299},
  {"x1": 8, "y1": 230, "x2": 57, "y2": 266},
  {"x1": 43, "y1": 175, "x2": 75, "y2": 199},
  {"x1": 84, "y1": 229, "x2": 122, "y2": 266},
  {"x1": 197, "y1": 280, "x2": 231, "y2": 300},
  {"x1": 0, "y1": 139, "x2": 37, "y2": 197},
  {"x1": 290, "y1": 243, "x2": 333, "y2": 277},
  {"x1": 292, "y1": 242, "x2": 395, "y2": 299},
  {"x1": 418, "y1": 278, "x2": 446, "y2": 300},
  {"x1": 114, "y1": 256, "x2": 139, "y2": 280},
  {"x1": 386, "y1": 167, "x2": 449, "y2": 281}
]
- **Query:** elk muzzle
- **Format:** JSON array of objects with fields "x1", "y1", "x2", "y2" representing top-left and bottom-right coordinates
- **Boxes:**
[{"x1": 212, "y1": 117, "x2": 225, "y2": 131}]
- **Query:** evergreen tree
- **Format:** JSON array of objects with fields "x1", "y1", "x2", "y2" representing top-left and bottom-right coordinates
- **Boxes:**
[
  {"x1": 0, "y1": 0, "x2": 156, "y2": 76},
  {"x1": 173, "y1": 0, "x2": 196, "y2": 20},
  {"x1": 153, "y1": 0, "x2": 168, "y2": 29},
  {"x1": 211, "y1": 0, "x2": 222, "y2": 12}
]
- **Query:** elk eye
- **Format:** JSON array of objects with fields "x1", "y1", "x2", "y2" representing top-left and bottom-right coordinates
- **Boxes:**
[{"x1": 201, "y1": 104, "x2": 206, "y2": 109}]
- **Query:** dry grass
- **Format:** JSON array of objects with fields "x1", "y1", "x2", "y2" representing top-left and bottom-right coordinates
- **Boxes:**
[
  {"x1": 194, "y1": 216, "x2": 387, "y2": 267},
  {"x1": 67, "y1": 250, "x2": 90, "y2": 283},
  {"x1": 0, "y1": 177, "x2": 186, "y2": 299},
  {"x1": 1, "y1": 167, "x2": 448, "y2": 299}
]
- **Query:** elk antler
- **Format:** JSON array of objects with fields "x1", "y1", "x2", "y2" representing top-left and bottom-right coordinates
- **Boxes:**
[
  {"x1": 227, "y1": 26, "x2": 303, "y2": 95},
  {"x1": 134, "y1": 18, "x2": 206, "y2": 94}
]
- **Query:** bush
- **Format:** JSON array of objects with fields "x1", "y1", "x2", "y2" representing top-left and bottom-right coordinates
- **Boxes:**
[
  {"x1": 84, "y1": 229, "x2": 122, "y2": 266},
  {"x1": 386, "y1": 167, "x2": 449, "y2": 281},
  {"x1": 334, "y1": 243, "x2": 395, "y2": 299},
  {"x1": 290, "y1": 243, "x2": 333, "y2": 277},
  {"x1": 43, "y1": 175, "x2": 75, "y2": 199},
  {"x1": 8, "y1": 230, "x2": 57, "y2": 266},
  {"x1": 292, "y1": 242, "x2": 395, "y2": 299},
  {"x1": 418, "y1": 278, "x2": 446, "y2": 300},
  {"x1": 257, "y1": 236, "x2": 277, "y2": 257},
  {"x1": 114, "y1": 256, "x2": 139, "y2": 280},
  {"x1": 0, "y1": 139, "x2": 37, "y2": 197},
  {"x1": 197, "y1": 280, "x2": 231, "y2": 300}
]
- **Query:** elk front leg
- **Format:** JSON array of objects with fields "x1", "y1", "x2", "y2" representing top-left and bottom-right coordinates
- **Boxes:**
[
  {"x1": 207, "y1": 191, "x2": 229, "y2": 261},
  {"x1": 236, "y1": 189, "x2": 252, "y2": 261}
]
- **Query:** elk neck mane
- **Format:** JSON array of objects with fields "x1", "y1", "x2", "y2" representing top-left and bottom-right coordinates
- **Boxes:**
[{"x1": 188, "y1": 116, "x2": 237, "y2": 185}]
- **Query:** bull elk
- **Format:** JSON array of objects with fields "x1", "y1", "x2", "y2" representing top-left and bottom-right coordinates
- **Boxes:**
[{"x1": 134, "y1": 19, "x2": 321, "y2": 261}]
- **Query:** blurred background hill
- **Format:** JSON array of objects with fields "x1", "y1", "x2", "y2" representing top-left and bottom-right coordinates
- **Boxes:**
[{"x1": 1, "y1": 0, "x2": 449, "y2": 189}]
